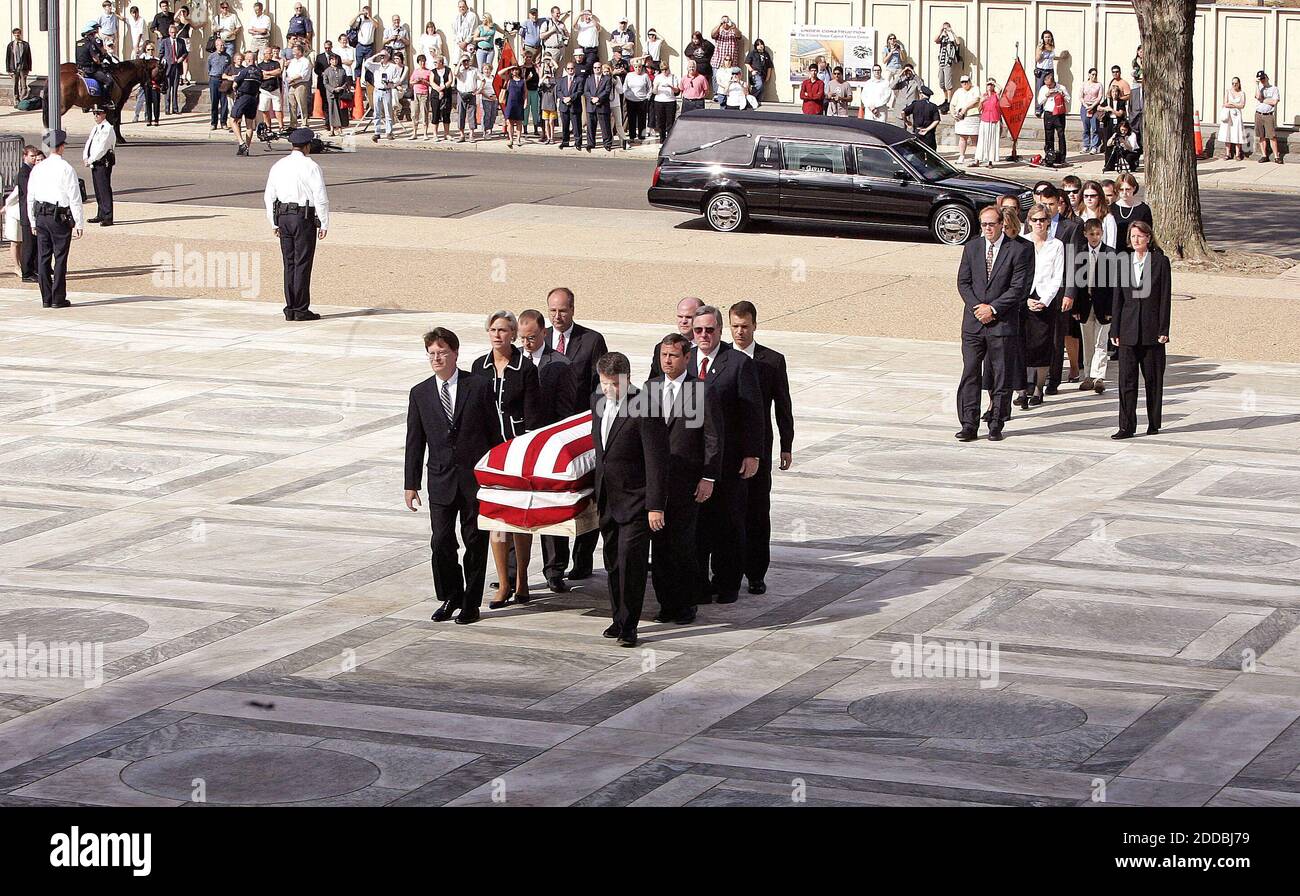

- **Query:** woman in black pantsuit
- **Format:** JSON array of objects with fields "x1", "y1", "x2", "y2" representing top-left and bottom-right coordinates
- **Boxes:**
[
  {"x1": 1110, "y1": 220, "x2": 1170, "y2": 438},
  {"x1": 475, "y1": 311, "x2": 543, "y2": 607}
]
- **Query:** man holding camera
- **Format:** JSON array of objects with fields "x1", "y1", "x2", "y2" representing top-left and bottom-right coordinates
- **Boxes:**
[
  {"x1": 264, "y1": 128, "x2": 329, "y2": 321},
  {"x1": 1255, "y1": 71, "x2": 1282, "y2": 164}
]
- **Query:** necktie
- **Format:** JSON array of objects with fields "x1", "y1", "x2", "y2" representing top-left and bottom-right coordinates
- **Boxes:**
[
  {"x1": 664, "y1": 381, "x2": 675, "y2": 419},
  {"x1": 985, "y1": 240, "x2": 995, "y2": 279},
  {"x1": 441, "y1": 380, "x2": 453, "y2": 423},
  {"x1": 700, "y1": 357, "x2": 709, "y2": 379},
  {"x1": 602, "y1": 401, "x2": 616, "y2": 444},
  {"x1": 556, "y1": 331, "x2": 566, "y2": 354}
]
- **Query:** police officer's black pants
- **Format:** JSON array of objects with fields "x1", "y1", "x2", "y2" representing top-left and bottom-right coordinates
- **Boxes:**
[
  {"x1": 91, "y1": 161, "x2": 114, "y2": 222},
  {"x1": 277, "y1": 212, "x2": 317, "y2": 317},
  {"x1": 35, "y1": 212, "x2": 72, "y2": 306}
]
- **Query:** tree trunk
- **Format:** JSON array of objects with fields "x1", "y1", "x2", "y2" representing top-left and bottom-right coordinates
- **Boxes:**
[{"x1": 1132, "y1": 0, "x2": 1215, "y2": 261}]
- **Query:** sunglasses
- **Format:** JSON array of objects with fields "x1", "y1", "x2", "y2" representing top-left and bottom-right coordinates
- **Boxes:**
[
  {"x1": 979, "y1": 221, "x2": 1001, "y2": 228},
  {"x1": 1064, "y1": 188, "x2": 1079, "y2": 194},
  {"x1": 692, "y1": 326, "x2": 717, "y2": 334},
  {"x1": 1083, "y1": 192, "x2": 1100, "y2": 198},
  {"x1": 1030, "y1": 217, "x2": 1049, "y2": 223}
]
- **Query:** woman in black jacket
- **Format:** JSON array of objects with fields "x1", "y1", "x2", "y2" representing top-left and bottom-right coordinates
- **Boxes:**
[
  {"x1": 475, "y1": 311, "x2": 543, "y2": 607},
  {"x1": 1110, "y1": 220, "x2": 1170, "y2": 439}
]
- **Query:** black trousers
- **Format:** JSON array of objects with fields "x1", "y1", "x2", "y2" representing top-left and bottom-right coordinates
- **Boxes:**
[
  {"x1": 959, "y1": 330, "x2": 1009, "y2": 431},
  {"x1": 19, "y1": 220, "x2": 38, "y2": 278},
  {"x1": 559, "y1": 98, "x2": 581, "y2": 145},
  {"x1": 541, "y1": 528, "x2": 598, "y2": 578},
  {"x1": 1046, "y1": 302, "x2": 1070, "y2": 389},
  {"x1": 652, "y1": 491, "x2": 700, "y2": 615},
  {"x1": 585, "y1": 104, "x2": 611, "y2": 148},
  {"x1": 34, "y1": 212, "x2": 72, "y2": 306},
  {"x1": 91, "y1": 161, "x2": 113, "y2": 221},
  {"x1": 601, "y1": 513, "x2": 650, "y2": 638},
  {"x1": 428, "y1": 492, "x2": 488, "y2": 609},
  {"x1": 696, "y1": 475, "x2": 748, "y2": 598},
  {"x1": 276, "y1": 212, "x2": 317, "y2": 316},
  {"x1": 625, "y1": 98, "x2": 647, "y2": 138},
  {"x1": 744, "y1": 457, "x2": 774, "y2": 585},
  {"x1": 1043, "y1": 112, "x2": 1066, "y2": 162},
  {"x1": 653, "y1": 101, "x2": 676, "y2": 138},
  {"x1": 1117, "y1": 342, "x2": 1165, "y2": 433}
]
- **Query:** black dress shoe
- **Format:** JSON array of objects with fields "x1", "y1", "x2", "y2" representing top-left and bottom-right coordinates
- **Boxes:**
[
  {"x1": 653, "y1": 610, "x2": 673, "y2": 623},
  {"x1": 1111, "y1": 431, "x2": 1134, "y2": 440},
  {"x1": 716, "y1": 591, "x2": 738, "y2": 604},
  {"x1": 1028, "y1": 394, "x2": 1043, "y2": 406},
  {"x1": 513, "y1": 590, "x2": 531, "y2": 605},
  {"x1": 51, "y1": 300, "x2": 72, "y2": 308},
  {"x1": 602, "y1": 623, "x2": 620, "y2": 639},
  {"x1": 41, "y1": 301, "x2": 52, "y2": 308},
  {"x1": 674, "y1": 607, "x2": 697, "y2": 625},
  {"x1": 21, "y1": 275, "x2": 38, "y2": 283},
  {"x1": 88, "y1": 216, "x2": 102, "y2": 224},
  {"x1": 431, "y1": 600, "x2": 455, "y2": 622},
  {"x1": 567, "y1": 566, "x2": 592, "y2": 580},
  {"x1": 455, "y1": 607, "x2": 481, "y2": 625},
  {"x1": 954, "y1": 429, "x2": 977, "y2": 442},
  {"x1": 1016, "y1": 395, "x2": 1030, "y2": 410},
  {"x1": 988, "y1": 429, "x2": 1005, "y2": 441},
  {"x1": 294, "y1": 311, "x2": 321, "y2": 321},
  {"x1": 747, "y1": 581, "x2": 767, "y2": 595},
  {"x1": 1145, "y1": 426, "x2": 1160, "y2": 435},
  {"x1": 99, "y1": 220, "x2": 113, "y2": 227},
  {"x1": 546, "y1": 576, "x2": 570, "y2": 593},
  {"x1": 283, "y1": 310, "x2": 294, "y2": 321},
  {"x1": 1045, "y1": 385, "x2": 1059, "y2": 395},
  {"x1": 617, "y1": 634, "x2": 638, "y2": 647}
]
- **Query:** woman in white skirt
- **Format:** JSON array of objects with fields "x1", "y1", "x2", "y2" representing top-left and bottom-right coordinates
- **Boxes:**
[
  {"x1": 950, "y1": 74, "x2": 981, "y2": 163},
  {"x1": 3, "y1": 184, "x2": 21, "y2": 277},
  {"x1": 1218, "y1": 77, "x2": 1247, "y2": 160},
  {"x1": 974, "y1": 79, "x2": 1002, "y2": 167}
]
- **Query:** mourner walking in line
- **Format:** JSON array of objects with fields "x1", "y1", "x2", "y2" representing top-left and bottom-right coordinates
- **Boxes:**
[
  {"x1": 25, "y1": 131, "x2": 84, "y2": 309},
  {"x1": 263, "y1": 129, "x2": 329, "y2": 321},
  {"x1": 15, "y1": 144, "x2": 41, "y2": 282},
  {"x1": 1111, "y1": 219, "x2": 1171, "y2": 438},
  {"x1": 83, "y1": 105, "x2": 117, "y2": 226}
]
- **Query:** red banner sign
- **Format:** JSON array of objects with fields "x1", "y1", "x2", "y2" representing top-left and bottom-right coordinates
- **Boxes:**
[{"x1": 999, "y1": 57, "x2": 1033, "y2": 142}]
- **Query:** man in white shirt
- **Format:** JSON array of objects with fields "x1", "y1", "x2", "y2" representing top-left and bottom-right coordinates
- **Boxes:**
[
  {"x1": 861, "y1": 65, "x2": 892, "y2": 121},
  {"x1": 284, "y1": 44, "x2": 313, "y2": 128},
  {"x1": 541, "y1": 7, "x2": 569, "y2": 66},
  {"x1": 97, "y1": 1, "x2": 121, "y2": 56},
  {"x1": 83, "y1": 105, "x2": 117, "y2": 226},
  {"x1": 212, "y1": 2, "x2": 241, "y2": 54},
  {"x1": 1037, "y1": 72, "x2": 1070, "y2": 166},
  {"x1": 124, "y1": 6, "x2": 147, "y2": 57},
  {"x1": 26, "y1": 130, "x2": 84, "y2": 309},
  {"x1": 263, "y1": 128, "x2": 329, "y2": 321},
  {"x1": 454, "y1": 57, "x2": 480, "y2": 140},
  {"x1": 451, "y1": 1, "x2": 480, "y2": 67},
  {"x1": 247, "y1": 3, "x2": 272, "y2": 52},
  {"x1": 1255, "y1": 71, "x2": 1282, "y2": 164}
]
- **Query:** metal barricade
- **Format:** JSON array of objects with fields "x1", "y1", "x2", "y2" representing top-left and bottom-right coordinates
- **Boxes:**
[{"x1": 0, "y1": 134, "x2": 23, "y2": 193}]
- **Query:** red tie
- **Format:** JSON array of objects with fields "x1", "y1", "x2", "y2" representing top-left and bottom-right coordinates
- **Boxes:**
[
  {"x1": 700, "y1": 357, "x2": 709, "y2": 379},
  {"x1": 557, "y1": 331, "x2": 566, "y2": 354}
]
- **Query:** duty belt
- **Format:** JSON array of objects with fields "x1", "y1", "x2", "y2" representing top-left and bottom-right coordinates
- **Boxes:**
[
  {"x1": 274, "y1": 201, "x2": 316, "y2": 219},
  {"x1": 33, "y1": 201, "x2": 70, "y2": 216}
]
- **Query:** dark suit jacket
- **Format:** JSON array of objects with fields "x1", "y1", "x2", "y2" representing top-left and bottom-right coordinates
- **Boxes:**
[
  {"x1": 556, "y1": 73, "x2": 582, "y2": 106},
  {"x1": 1112, "y1": 249, "x2": 1171, "y2": 347},
  {"x1": 591, "y1": 387, "x2": 668, "y2": 525},
  {"x1": 688, "y1": 342, "x2": 763, "y2": 476},
  {"x1": 160, "y1": 37, "x2": 189, "y2": 69},
  {"x1": 545, "y1": 322, "x2": 608, "y2": 416},
  {"x1": 17, "y1": 162, "x2": 33, "y2": 228},
  {"x1": 472, "y1": 346, "x2": 543, "y2": 440},
  {"x1": 644, "y1": 374, "x2": 722, "y2": 499},
  {"x1": 583, "y1": 73, "x2": 612, "y2": 109},
  {"x1": 6, "y1": 40, "x2": 31, "y2": 73},
  {"x1": 752, "y1": 343, "x2": 794, "y2": 459},
  {"x1": 957, "y1": 235, "x2": 1032, "y2": 337},
  {"x1": 531, "y1": 346, "x2": 576, "y2": 426},
  {"x1": 1065, "y1": 243, "x2": 1121, "y2": 323},
  {"x1": 404, "y1": 371, "x2": 504, "y2": 503}
]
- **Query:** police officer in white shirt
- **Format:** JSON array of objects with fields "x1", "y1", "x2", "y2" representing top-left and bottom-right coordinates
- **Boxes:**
[
  {"x1": 26, "y1": 129, "x2": 84, "y2": 309},
  {"x1": 83, "y1": 104, "x2": 116, "y2": 225},
  {"x1": 263, "y1": 128, "x2": 329, "y2": 321}
]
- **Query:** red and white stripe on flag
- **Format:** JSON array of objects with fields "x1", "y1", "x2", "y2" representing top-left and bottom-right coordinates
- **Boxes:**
[
  {"x1": 474, "y1": 411, "x2": 595, "y2": 492},
  {"x1": 477, "y1": 487, "x2": 593, "y2": 529}
]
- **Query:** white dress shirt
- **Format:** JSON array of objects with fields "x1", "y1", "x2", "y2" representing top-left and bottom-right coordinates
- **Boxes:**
[
  {"x1": 1080, "y1": 209, "x2": 1117, "y2": 249},
  {"x1": 285, "y1": 56, "x2": 312, "y2": 85},
  {"x1": 26, "y1": 153, "x2": 84, "y2": 228},
  {"x1": 663, "y1": 370, "x2": 686, "y2": 417},
  {"x1": 436, "y1": 369, "x2": 459, "y2": 415},
  {"x1": 984, "y1": 233, "x2": 1004, "y2": 273},
  {"x1": 83, "y1": 120, "x2": 116, "y2": 165},
  {"x1": 601, "y1": 394, "x2": 621, "y2": 444},
  {"x1": 1132, "y1": 251, "x2": 1148, "y2": 288},
  {"x1": 523, "y1": 345, "x2": 544, "y2": 366},
  {"x1": 550, "y1": 324, "x2": 573, "y2": 351},
  {"x1": 263, "y1": 151, "x2": 330, "y2": 230},
  {"x1": 1031, "y1": 238, "x2": 1065, "y2": 305},
  {"x1": 735, "y1": 341, "x2": 755, "y2": 359}
]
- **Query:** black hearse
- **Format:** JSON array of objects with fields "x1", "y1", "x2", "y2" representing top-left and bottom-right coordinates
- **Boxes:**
[{"x1": 647, "y1": 109, "x2": 1033, "y2": 245}]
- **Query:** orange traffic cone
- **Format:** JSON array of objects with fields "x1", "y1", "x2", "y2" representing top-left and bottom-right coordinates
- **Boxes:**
[
  {"x1": 1193, "y1": 109, "x2": 1204, "y2": 157},
  {"x1": 312, "y1": 87, "x2": 324, "y2": 121},
  {"x1": 353, "y1": 77, "x2": 365, "y2": 118},
  {"x1": 857, "y1": 103, "x2": 865, "y2": 119}
]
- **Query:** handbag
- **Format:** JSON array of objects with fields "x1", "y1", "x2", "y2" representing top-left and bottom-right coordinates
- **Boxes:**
[
  {"x1": 1219, "y1": 107, "x2": 1232, "y2": 125},
  {"x1": 205, "y1": 35, "x2": 217, "y2": 53}
]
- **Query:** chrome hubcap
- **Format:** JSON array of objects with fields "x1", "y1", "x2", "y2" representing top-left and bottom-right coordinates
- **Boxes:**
[
  {"x1": 936, "y1": 209, "x2": 971, "y2": 244},
  {"x1": 709, "y1": 196, "x2": 741, "y2": 230}
]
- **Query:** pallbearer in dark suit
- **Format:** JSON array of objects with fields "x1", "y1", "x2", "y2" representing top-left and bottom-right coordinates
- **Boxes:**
[
  {"x1": 690, "y1": 305, "x2": 763, "y2": 604},
  {"x1": 728, "y1": 301, "x2": 794, "y2": 595},
  {"x1": 405, "y1": 328, "x2": 505, "y2": 625},
  {"x1": 474, "y1": 311, "x2": 543, "y2": 609},
  {"x1": 957, "y1": 205, "x2": 1032, "y2": 441},
  {"x1": 520, "y1": 308, "x2": 578, "y2": 593},
  {"x1": 649, "y1": 334, "x2": 721, "y2": 625},
  {"x1": 545, "y1": 286, "x2": 609, "y2": 581},
  {"x1": 1110, "y1": 220, "x2": 1171, "y2": 439},
  {"x1": 592, "y1": 352, "x2": 668, "y2": 647}
]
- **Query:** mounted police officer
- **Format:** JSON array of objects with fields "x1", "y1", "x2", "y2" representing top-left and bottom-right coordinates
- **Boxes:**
[
  {"x1": 76, "y1": 21, "x2": 115, "y2": 108},
  {"x1": 25, "y1": 130, "x2": 84, "y2": 309},
  {"x1": 263, "y1": 128, "x2": 330, "y2": 321}
]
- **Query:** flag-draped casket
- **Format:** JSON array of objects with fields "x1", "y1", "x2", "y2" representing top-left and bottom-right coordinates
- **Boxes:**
[{"x1": 475, "y1": 411, "x2": 599, "y2": 535}]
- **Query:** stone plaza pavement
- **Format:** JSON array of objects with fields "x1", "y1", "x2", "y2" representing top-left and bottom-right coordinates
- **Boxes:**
[{"x1": 1, "y1": 286, "x2": 1300, "y2": 807}]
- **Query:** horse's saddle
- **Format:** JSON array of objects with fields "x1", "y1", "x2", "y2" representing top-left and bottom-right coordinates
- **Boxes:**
[{"x1": 76, "y1": 73, "x2": 105, "y2": 95}]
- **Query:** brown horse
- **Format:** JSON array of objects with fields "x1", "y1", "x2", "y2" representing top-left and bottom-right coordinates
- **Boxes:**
[{"x1": 44, "y1": 58, "x2": 162, "y2": 144}]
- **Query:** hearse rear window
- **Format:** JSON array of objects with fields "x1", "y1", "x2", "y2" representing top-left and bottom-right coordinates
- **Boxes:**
[{"x1": 662, "y1": 121, "x2": 759, "y2": 165}]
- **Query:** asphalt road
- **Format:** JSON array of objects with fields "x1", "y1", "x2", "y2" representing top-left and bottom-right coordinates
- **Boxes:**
[{"x1": 24, "y1": 135, "x2": 1300, "y2": 259}]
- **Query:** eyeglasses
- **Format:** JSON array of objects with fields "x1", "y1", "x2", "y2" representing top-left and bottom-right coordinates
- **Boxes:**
[
  {"x1": 979, "y1": 221, "x2": 1001, "y2": 228},
  {"x1": 1030, "y1": 217, "x2": 1049, "y2": 224},
  {"x1": 426, "y1": 350, "x2": 453, "y2": 360},
  {"x1": 692, "y1": 326, "x2": 717, "y2": 334}
]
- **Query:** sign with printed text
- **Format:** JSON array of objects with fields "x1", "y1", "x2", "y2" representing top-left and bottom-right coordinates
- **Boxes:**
[
  {"x1": 1000, "y1": 57, "x2": 1033, "y2": 142},
  {"x1": 788, "y1": 26, "x2": 878, "y2": 83}
]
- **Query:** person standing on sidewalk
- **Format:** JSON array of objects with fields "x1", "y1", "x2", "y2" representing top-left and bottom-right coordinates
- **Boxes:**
[
  {"x1": 207, "y1": 38, "x2": 233, "y2": 131},
  {"x1": 264, "y1": 129, "x2": 329, "y2": 322},
  {"x1": 6, "y1": 28, "x2": 32, "y2": 105},
  {"x1": 25, "y1": 131, "x2": 83, "y2": 310},
  {"x1": 1254, "y1": 71, "x2": 1282, "y2": 164},
  {"x1": 159, "y1": 23, "x2": 188, "y2": 115},
  {"x1": 15, "y1": 145, "x2": 42, "y2": 282},
  {"x1": 83, "y1": 105, "x2": 116, "y2": 227},
  {"x1": 1037, "y1": 72, "x2": 1069, "y2": 166}
]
